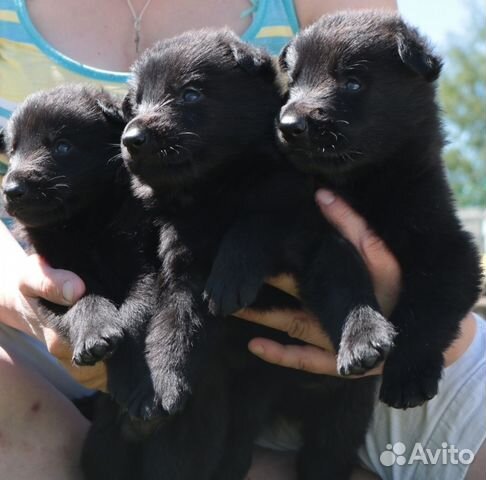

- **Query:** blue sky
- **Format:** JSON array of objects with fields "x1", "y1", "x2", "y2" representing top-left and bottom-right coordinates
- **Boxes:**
[{"x1": 397, "y1": 0, "x2": 481, "y2": 52}]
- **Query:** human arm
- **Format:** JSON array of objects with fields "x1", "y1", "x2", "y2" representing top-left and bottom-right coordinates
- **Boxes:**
[{"x1": 0, "y1": 222, "x2": 107, "y2": 390}]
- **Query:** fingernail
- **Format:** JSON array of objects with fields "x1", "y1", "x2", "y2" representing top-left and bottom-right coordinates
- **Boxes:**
[
  {"x1": 249, "y1": 343, "x2": 265, "y2": 356},
  {"x1": 316, "y1": 189, "x2": 335, "y2": 206},
  {"x1": 62, "y1": 281, "x2": 75, "y2": 304}
]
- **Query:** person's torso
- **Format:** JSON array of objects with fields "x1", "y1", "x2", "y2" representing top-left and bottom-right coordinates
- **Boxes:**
[{"x1": 0, "y1": 0, "x2": 299, "y2": 129}]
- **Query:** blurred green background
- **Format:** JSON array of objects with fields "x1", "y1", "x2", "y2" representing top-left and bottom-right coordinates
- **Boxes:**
[{"x1": 399, "y1": 0, "x2": 486, "y2": 258}]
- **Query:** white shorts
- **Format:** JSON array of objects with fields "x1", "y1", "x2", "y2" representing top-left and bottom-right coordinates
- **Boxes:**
[
  {"x1": 359, "y1": 313, "x2": 486, "y2": 480},
  {"x1": 256, "y1": 314, "x2": 486, "y2": 480},
  {"x1": 1, "y1": 314, "x2": 484, "y2": 480},
  {"x1": 0, "y1": 322, "x2": 92, "y2": 399}
]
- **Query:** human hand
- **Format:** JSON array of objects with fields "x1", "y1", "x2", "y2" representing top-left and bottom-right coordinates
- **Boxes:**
[
  {"x1": 0, "y1": 240, "x2": 108, "y2": 391},
  {"x1": 234, "y1": 189, "x2": 402, "y2": 376}
]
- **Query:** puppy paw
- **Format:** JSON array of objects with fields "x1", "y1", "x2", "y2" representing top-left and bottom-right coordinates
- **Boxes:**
[
  {"x1": 125, "y1": 378, "x2": 166, "y2": 420},
  {"x1": 152, "y1": 369, "x2": 192, "y2": 415},
  {"x1": 145, "y1": 300, "x2": 203, "y2": 414},
  {"x1": 205, "y1": 257, "x2": 266, "y2": 316},
  {"x1": 379, "y1": 354, "x2": 442, "y2": 409},
  {"x1": 107, "y1": 344, "x2": 166, "y2": 420},
  {"x1": 72, "y1": 324, "x2": 125, "y2": 366},
  {"x1": 337, "y1": 305, "x2": 396, "y2": 376}
]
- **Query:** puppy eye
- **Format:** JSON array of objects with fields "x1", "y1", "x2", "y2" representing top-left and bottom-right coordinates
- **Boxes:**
[
  {"x1": 53, "y1": 139, "x2": 73, "y2": 156},
  {"x1": 344, "y1": 78, "x2": 362, "y2": 92},
  {"x1": 182, "y1": 87, "x2": 203, "y2": 103}
]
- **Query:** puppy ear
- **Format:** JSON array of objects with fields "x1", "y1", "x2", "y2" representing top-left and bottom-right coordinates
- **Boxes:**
[
  {"x1": 97, "y1": 99, "x2": 126, "y2": 125},
  {"x1": 121, "y1": 92, "x2": 135, "y2": 120},
  {"x1": 0, "y1": 128, "x2": 5, "y2": 154},
  {"x1": 278, "y1": 43, "x2": 290, "y2": 72},
  {"x1": 396, "y1": 28, "x2": 442, "y2": 82},
  {"x1": 229, "y1": 41, "x2": 273, "y2": 75},
  {"x1": 278, "y1": 42, "x2": 297, "y2": 77}
]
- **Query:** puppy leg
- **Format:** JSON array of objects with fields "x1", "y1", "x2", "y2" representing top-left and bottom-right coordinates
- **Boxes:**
[
  {"x1": 299, "y1": 236, "x2": 396, "y2": 376},
  {"x1": 142, "y1": 285, "x2": 218, "y2": 415},
  {"x1": 40, "y1": 294, "x2": 124, "y2": 366},
  {"x1": 104, "y1": 272, "x2": 162, "y2": 418},
  {"x1": 379, "y1": 235, "x2": 481, "y2": 409},
  {"x1": 212, "y1": 370, "x2": 276, "y2": 480},
  {"x1": 142, "y1": 363, "x2": 229, "y2": 480},
  {"x1": 205, "y1": 213, "x2": 292, "y2": 316},
  {"x1": 297, "y1": 378, "x2": 377, "y2": 480},
  {"x1": 106, "y1": 333, "x2": 160, "y2": 419},
  {"x1": 379, "y1": 324, "x2": 444, "y2": 409},
  {"x1": 81, "y1": 394, "x2": 142, "y2": 480},
  {"x1": 43, "y1": 272, "x2": 155, "y2": 368}
]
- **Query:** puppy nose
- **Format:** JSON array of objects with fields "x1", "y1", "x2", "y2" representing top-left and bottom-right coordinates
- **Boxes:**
[
  {"x1": 3, "y1": 181, "x2": 27, "y2": 201},
  {"x1": 278, "y1": 113, "x2": 307, "y2": 137},
  {"x1": 122, "y1": 127, "x2": 147, "y2": 150}
]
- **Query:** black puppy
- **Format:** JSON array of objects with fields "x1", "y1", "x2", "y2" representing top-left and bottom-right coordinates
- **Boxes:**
[
  {"x1": 119, "y1": 28, "x2": 290, "y2": 416},
  {"x1": 0, "y1": 85, "x2": 158, "y2": 409},
  {"x1": 82, "y1": 30, "x2": 286, "y2": 480},
  {"x1": 272, "y1": 11, "x2": 482, "y2": 409},
  {"x1": 109, "y1": 29, "x2": 377, "y2": 480}
]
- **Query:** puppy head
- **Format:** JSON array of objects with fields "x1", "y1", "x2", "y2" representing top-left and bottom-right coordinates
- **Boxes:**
[
  {"x1": 121, "y1": 29, "x2": 280, "y2": 192},
  {"x1": 277, "y1": 11, "x2": 443, "y2": 176},
  {"x1": 1, "y1": 85, "x2": 125, "y2": 228}
]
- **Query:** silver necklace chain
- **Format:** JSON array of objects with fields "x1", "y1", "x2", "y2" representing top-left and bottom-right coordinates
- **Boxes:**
[{"x1": 126, "y1": 0, "x2": 153, "y2": 54}]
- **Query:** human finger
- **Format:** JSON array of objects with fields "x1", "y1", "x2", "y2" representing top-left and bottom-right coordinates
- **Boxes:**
[
  {"x1": 315, "y1": 189, "x2": 401, "y2": 316},
  {"x1": 248, "y1": 337, "x2": 383, "y2": 377},
  {"x1": 235, "y1": 308, "x2": 335, "y2": 351},
  {"x1": 18, "y1": 254, "x2": 86, "y2": 306}
]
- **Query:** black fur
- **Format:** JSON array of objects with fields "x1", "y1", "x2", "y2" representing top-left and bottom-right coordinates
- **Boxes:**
[
  {"x1": 0, "y1": 85, "x2": 159, "y2": 411},
  {"x1": 119, "y1": 28, "x2": 286, "y2": 416},
  {"x1": 275, "y1": 11, "x2": 482, "y2": 409},
  {"x1": 82, "y1": 29, "x2": 378, "y2": 480},
  {"x1": 0, "y1": 128, "x2": 5, "y2": 153}
]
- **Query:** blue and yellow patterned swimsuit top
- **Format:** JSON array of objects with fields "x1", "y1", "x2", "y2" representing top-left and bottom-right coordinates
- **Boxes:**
[{"x1": 0, "y1": 0, "x2": 299, "y2": 175}]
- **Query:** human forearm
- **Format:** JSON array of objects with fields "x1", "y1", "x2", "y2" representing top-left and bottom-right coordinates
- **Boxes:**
[{"x1": 0, "y1": 221, "x2": 32, "y2": 333}]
